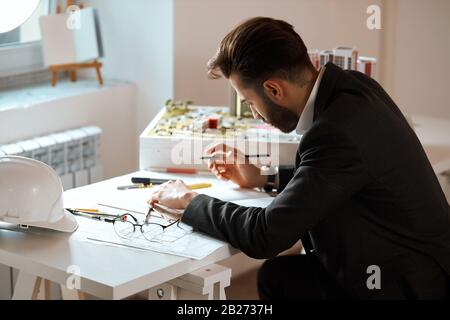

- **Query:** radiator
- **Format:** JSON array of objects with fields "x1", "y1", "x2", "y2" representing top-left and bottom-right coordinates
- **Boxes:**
[{"x1": 0, "y1": 126, "x2": 103, "y2": 190}]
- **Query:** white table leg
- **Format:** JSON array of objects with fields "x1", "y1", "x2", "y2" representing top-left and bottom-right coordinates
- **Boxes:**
[
  {"x1": 12, "y1": 271, "x2": 39, "y2": 300},
  {"x1": 148, "y1": 283, "x2": 178, "y2": 300},
  {"x1": 148, "y1": 264, "x2": 231, "y2": 300},
  {"x1": 212, "y1": 281, "x2": 227, "y2": 300},
  {"x1": 60, "y1": 285, "x2": 85, "y2": 300}
]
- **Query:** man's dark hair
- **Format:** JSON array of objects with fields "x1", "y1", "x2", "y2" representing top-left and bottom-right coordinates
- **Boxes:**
[{"x1": 207, "y1": 17, "x2": 314, "y2": 88}]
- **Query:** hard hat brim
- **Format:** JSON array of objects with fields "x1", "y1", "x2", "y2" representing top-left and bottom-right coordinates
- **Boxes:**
[{"x1": 28, "y1": 209, "x2": 79, "y2": 233}]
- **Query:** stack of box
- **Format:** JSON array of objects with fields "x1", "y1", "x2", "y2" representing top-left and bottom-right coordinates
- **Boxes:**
[
  {"x1": 310, "y1": 46, "x2": 377, "y2": 79},
  {"x1": 333, "y1": 46, "x2": 359, "y2": 70},
  {"x1": 308, "y1": 50, "x2": 321, "y2": 70},
  {"x1": 357, "y1": 56, "x2": 377, "y2": 79},
  {"x1": 319, "y1": 50, "x2": 335, "y2": 68}
]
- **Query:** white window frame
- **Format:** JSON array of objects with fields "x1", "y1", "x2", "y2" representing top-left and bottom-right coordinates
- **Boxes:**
[{"x1": 0, "y1": 0, "x2": 57, "y2": 77}]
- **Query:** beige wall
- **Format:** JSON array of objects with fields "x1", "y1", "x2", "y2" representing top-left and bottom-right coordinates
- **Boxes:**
[
  {"x1": 174, "y1": 0, "x2": 384, "y2": 106},
  {"x1": 174, "y1": 0, "x2": 450, "y2": 119},
  {"x1": 383, "y1": 0, "x2": 450, "y2": 118}
]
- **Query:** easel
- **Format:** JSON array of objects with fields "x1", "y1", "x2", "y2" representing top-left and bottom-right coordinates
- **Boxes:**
[
  {"x1": 50, "y1": 61, "x2": 103, "y2": 87},
  {"x1": 50, "y1": 0, "x2": 103, "y2": 87}
]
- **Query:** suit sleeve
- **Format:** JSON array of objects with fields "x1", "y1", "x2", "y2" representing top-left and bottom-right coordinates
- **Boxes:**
[
  {"x1": 182, "y1": 123, "x2": 371, "y2": 259},
  {"x1": 277, "y1": 165, "x2": 295, "y2": 192}
]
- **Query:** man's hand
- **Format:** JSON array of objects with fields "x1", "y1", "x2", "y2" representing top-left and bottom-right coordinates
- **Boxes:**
[
  {"x1": 206, "y1": 143, "x2": 267, "y2": 189},
  {"x1": 148, "y1": 180, "x2": 198, "y2": 210}
]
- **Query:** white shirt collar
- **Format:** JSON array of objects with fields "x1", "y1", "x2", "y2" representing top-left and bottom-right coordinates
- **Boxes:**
[{"x1": 295, "y1": 66, "x2": 326, "y2": 135}]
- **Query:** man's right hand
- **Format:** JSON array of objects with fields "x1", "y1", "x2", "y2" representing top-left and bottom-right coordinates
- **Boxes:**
[{"x1": 205, "y1": 143, "x2": 267, "y2": 189}]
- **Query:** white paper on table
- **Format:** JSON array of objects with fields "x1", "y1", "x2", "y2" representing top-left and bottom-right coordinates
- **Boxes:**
[
  {"x1": 79, "y1": 176, "x2": 270, "y2": 259},
  {"x1": 232, "y1": 197, "x2": 274, "y2": 208},
  {"x1": 96, "y1": 179, "x2": 269, "y2": 213},
  {"x1": 71, "y1": 215, "x2": 226, "y2": 260},
  {"x1": 196, "y1": 184, "x2": 270, "y2": 202},
  {"x1": 97, "y1": 187, "x2": 155, "y2": 215}
]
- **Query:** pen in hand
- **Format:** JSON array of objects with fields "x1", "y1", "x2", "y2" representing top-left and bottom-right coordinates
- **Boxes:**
[
  {"x1": 144, "y1": 206, "x2": 153, "y2": 224},
  {"x1": 200, "y1": 153, "x2": 270, "y2": 160}
]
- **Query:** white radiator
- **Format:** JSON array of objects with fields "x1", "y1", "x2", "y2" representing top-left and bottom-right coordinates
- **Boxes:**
[{"x1": 0, "y1": 126, "x2": 103, "y2": 190}]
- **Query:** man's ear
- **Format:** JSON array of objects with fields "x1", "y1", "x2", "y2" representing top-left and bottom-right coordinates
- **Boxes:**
[{"x1": 263, "y1": 80, "x2": 284, "y2": 102}]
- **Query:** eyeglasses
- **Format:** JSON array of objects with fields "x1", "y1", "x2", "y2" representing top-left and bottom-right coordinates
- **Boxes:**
[
  {"x1": 68, "y1": 208, "x2": 193, "y2": 244},
  {"x1": 112, "y1": 212, "x2": 192, "y2": 243}
]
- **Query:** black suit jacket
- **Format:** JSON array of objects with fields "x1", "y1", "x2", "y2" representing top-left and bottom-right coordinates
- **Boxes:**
[{"x1": 182, "y1": 63, "x2": 450, "y2": 299}]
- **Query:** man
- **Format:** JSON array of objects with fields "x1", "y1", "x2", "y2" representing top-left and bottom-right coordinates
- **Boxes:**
[{"x1": 149, "y1": 17, "x2": 450, "y2": 299}]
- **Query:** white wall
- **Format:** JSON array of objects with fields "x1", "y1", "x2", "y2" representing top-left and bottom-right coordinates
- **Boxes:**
[
  {"x1": 174, "y1": 0, "x2": 384, "y2": 106},
  {"x1": 87, "y1": 0, "x2": 174, "y2": 135}
]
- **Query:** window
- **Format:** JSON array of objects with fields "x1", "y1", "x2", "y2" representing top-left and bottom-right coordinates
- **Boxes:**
[
  {"x1": 0, "y1": 0, "x2": 56, "y2": 77},
  {"x1": 0, "y1": 0, "x2": 53, "y2": 47}
]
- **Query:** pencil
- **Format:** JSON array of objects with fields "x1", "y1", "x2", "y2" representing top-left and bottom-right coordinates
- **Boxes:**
[
  {"x1": 72, "y1": 208, "x2": 99, "y2": 213},
  {"x1": 117, "y1": 184, "x2": 153, "y2": 190},
  {"x1": 187, "y1": 182, "x2": 212, "y2": 190},
  {"x1": 200, "y1": 154, "x2": 270, "y2": 160},
  {"x1": 145, "y1": 206, "x2": 153, "y2": 224},
  {"x1": 166, "y1": 167, "x2": 197, "y2": 174}
]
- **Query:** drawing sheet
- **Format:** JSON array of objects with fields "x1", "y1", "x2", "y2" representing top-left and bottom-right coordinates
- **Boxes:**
[
  {"x1": 70, "y1": 173, "x2": 273, "y2": 259},
  {"x1": 71, "y1": 213, "x2": 226, "y2": 260}
]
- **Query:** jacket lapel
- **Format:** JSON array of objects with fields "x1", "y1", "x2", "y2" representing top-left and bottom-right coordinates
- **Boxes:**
[{"x1": 300, "y1": 63, "x2": 343, "y2": 256}]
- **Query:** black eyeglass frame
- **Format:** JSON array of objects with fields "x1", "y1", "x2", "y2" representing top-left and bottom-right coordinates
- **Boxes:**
[
  {"x1": 68, "y1": 208, "x2": 190, "y2": 242},
  {"x1": 113, "y1": 212, "x2": 179, "y2": 231},
  {"x1": 112, "y1": 212, "x2": 189, "y2": 242}
]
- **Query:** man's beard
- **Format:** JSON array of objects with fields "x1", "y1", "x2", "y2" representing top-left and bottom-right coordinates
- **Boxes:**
[{"x1": 260, "y1": 91, "x2": 300, "y2": 133}]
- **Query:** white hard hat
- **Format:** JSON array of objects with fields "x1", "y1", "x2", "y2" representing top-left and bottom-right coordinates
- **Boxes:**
[{"x1": 0, "y1": 156, "x2": 78, "y2": 233}]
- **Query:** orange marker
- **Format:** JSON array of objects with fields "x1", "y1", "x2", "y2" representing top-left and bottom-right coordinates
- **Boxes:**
[{"x1": 165, "y1": 167, "x2": 197, "y2": 174}]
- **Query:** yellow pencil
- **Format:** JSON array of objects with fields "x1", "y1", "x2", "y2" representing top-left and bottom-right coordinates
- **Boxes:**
[
  {"x1": 73, "y1": 208, "x2": 99, "y2": 213},
  {"x1": 117, "y1": 182, "x2": 212, "y2": 191},
  {"x1": 187, "y1": 182, "x2": 212, "y2": 190}
]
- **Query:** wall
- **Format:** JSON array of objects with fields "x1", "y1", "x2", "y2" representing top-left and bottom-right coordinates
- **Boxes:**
[
  {"x1": 174, "y1": 0, "x2": 450, "y2": 120},
  {"x1": 174, "y1": 0, "x2": 384, "y2": 106},
  {"x1": 382, "y1": 0, "x2": 450, "y2": 118},
  {"x1": 87, "y1": 0, "x2": 174, "y2": 135}
]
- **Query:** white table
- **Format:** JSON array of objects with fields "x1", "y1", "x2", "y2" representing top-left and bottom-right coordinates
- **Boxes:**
[{"x1": 0, "y1": 170, "x2": 272, "y2": 300}]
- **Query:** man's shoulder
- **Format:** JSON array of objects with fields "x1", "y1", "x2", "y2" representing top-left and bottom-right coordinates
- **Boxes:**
[{"x1": 298, "y1": 118, "x2": 355, "y2": 153}]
